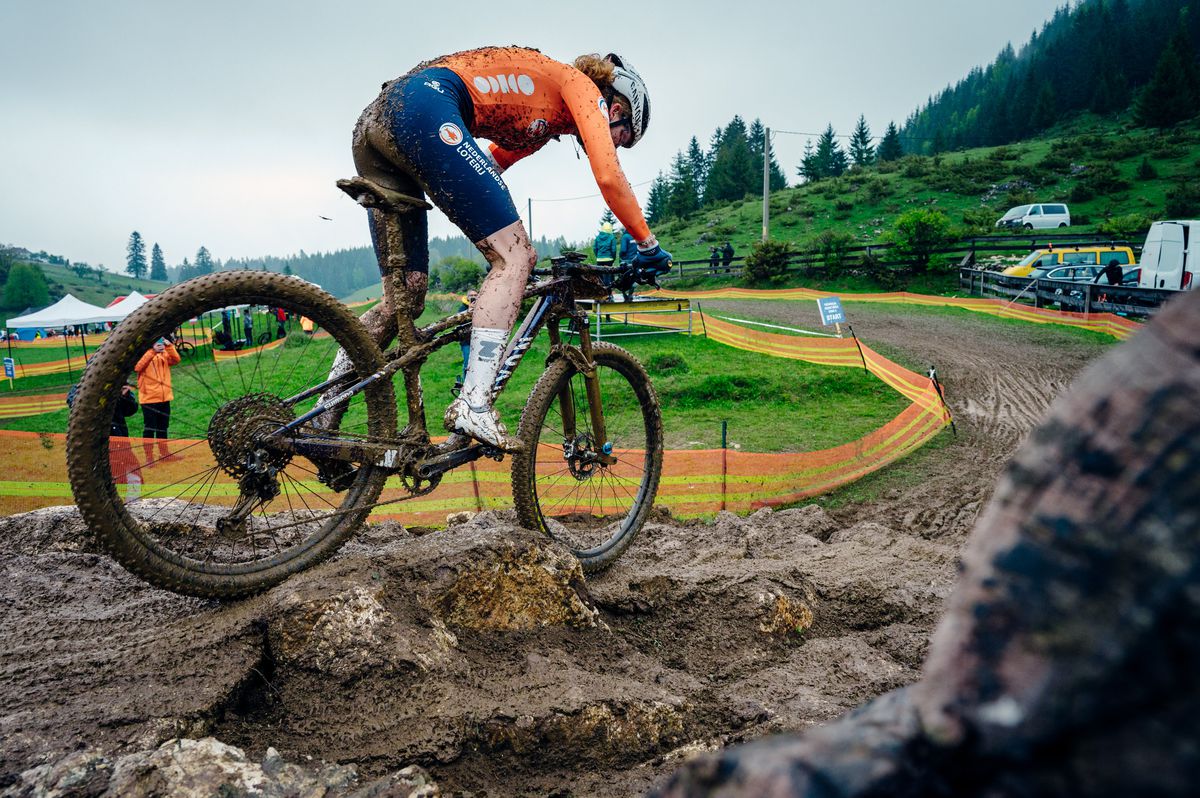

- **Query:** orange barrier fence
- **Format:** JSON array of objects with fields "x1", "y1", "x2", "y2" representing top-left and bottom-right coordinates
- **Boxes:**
[
  {"x1": 2, "y1": 356, "x2": 89, "y2": 379},
  {"x1": 3, "y1": 333, "x2": 111, "y2": 348},
  {"x1": 0, "y1": 393, "x2": 68, "y2": 420},
  {"x1": 646, "y1": 287, "x2": 1143, "y2": 340},
  {"x1": 211, "y1": 337, "x2": 287, "y2": 362},
  {"x1": 0, "y1": 307, "x2": 952, "y2": 521}
]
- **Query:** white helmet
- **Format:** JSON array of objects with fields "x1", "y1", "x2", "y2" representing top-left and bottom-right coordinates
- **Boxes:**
[{"x1": 606, "y1": 53, "x2": 650, "y2": 147}]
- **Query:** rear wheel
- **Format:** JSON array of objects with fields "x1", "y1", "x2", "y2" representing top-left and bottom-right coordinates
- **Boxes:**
[
  {"x1": 67, "y1": 271, "x2": 397, "y2": 599},
  {"x1": 511, "y1": 342, "x2": 663, "y2": 572}
]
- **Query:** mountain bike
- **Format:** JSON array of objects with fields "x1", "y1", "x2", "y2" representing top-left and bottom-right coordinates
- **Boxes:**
[{"x1": 66, "y1": 189, "x2": 664, "y2": 599}]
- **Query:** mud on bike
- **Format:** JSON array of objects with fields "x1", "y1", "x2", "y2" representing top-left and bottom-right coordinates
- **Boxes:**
[{"x1": 66, "y1": 209, "x2": 665, "y2": 600}]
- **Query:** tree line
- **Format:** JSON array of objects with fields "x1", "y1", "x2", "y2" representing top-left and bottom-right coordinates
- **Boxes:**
[{"x1": 902, "y1": 0, "x2": 1200, "y2": 152}]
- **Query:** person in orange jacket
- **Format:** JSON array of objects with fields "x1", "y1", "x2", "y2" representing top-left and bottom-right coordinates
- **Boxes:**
[{"x1": 134, "y1": 336, "x2": 181, "y2": 462}]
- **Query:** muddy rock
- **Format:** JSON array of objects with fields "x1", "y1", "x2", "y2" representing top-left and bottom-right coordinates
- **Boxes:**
[
  {"x1": 9, "y1": 737, "x2": 440, "y2": 797},
  {"x1": 652, "y1": 286, "x2": 1200, "y2": 797}
]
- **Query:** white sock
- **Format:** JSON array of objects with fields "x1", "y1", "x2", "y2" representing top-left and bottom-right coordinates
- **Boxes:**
[{"x1": 460, "y1": 327, "x2": 508, "y2": 410}]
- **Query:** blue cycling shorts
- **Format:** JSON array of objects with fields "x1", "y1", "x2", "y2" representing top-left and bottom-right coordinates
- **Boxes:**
[{"x1": 384, "y1": 68, "x2": 519, "y2": 243}]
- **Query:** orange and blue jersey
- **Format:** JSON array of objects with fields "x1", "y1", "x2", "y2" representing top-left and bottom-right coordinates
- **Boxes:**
[{"x1": 380, "y1": 47, "x2": 650, "y2": 245}]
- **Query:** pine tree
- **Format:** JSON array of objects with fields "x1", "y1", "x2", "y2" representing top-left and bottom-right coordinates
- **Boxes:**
[
  {"x1": 849, "y1": 115, "x2": 875, "y2": 167},
  {"x1": 599, "y1": 209, "x2": 616, "y2": 226},
  {"x1": 195, "y1": 246, "x2": 214, "y2": 275},
  {"x1": 685, "y1": 137, "x2": 710, "y2": 203},
  {"x1": 149, "y1": 243, "x2": 167, "y2": 281},
  {"x1": 705, "y1": 116, "x2": 757, "y2": 202},
  {"x1": 1134, "y1": 22, "x2": 1200, "y2": 128},
  {"x1": 877, "y1": 122, "x2": 903, "y2": 161},
  {"x1": 645, "y1": 172, "x2": 669, "y2": 224},
  {"x1": 176, "y1": 257, "x2": 192, "y2": 282},
  {"x1": 814, "y1": 125, "x2": 848, "y2": 178},
  {"x1": 798, "y1": 139, "x2": 820, "y2": 182},
  {"x1": 125, "y1": 231, "x2": 147, "y2": 280},
  {"x1": 747, "y1": 119, "x2": 787, "y2": 191},
  {"x1": 1030, "y1": 82, "x2": 1057, "y2": 131}
]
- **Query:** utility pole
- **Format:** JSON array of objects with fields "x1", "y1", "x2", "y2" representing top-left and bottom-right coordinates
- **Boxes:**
[
  {"x1": 762, "y1": 126, "x2": 770, "y2": 242},
  {"x1": 528, "y1": 198, "x2": 533, "y2": 242}
]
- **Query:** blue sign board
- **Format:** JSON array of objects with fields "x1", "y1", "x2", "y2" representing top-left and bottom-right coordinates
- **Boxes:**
[
  {"x1": 3, "y1": 357, "x2": 13, "y2": 379},
  {"x1": 817, "y1": 296, "x2": 846, "y2": 326}
]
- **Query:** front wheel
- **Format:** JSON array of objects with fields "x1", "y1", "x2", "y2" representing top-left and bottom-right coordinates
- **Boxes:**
[{"x1": 511, "y1": 342, "x2": 663, "y2": 572}]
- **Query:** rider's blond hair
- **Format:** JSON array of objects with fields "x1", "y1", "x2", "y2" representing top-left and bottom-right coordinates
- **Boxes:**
[{"x1": 574, "y1": 54, "x2": 632, "y2": 117}]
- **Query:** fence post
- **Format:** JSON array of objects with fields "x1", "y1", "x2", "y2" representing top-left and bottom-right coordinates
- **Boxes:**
[
  {"x1": 469, "y1": 460, "x2": 483, "y2": 512},
  {"x1": 1084, "y1": 283, "x2": 1092, "y2": 318},
  {"x1": 720, "y1": 420, "x2": 728, "y2": 512}
]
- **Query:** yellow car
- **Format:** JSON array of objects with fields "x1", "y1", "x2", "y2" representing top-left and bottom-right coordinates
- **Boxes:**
[{"x1": 1001, "y1": 245, "x2": 1136, "y2": 277}]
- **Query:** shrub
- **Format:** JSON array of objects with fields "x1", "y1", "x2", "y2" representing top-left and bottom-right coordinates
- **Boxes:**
[
  {"x1": 862, "y1": 178, "x2": 891, "y2": 204},
  {"x1": 900, "y1": 156, "x2": 931, "y2": 178},
  {"x1": 960, "y1": 207, "x2": 996, "y2": 235},
  {"x1": 1070, "y1": 183, "x2": 1096, "y2": 202},
  {"x1": 1097, "y1": 213, "x2": 1152, "y2": 240},
  {"x1": 834, "y1": 198, "x2": 854, "y2": 212},
  {"x1": 1165, "y1": 180, "x2": 1200, "y2": 218},
  {"x1": 741, "y1": 239, "x2": 793, "y2": 283},
  {"x1": 809, "y1": 229, "x2": 856, "y2": 273},
  {"x1": 1135, "y1": 157, "x2": 1159, "y2": 180},
  {"x1": 431, "y1": 256, "x2": 484, "y2": 293},
  {"x1": 884, "y1": 209, "x2": 955, "y2": 272}
]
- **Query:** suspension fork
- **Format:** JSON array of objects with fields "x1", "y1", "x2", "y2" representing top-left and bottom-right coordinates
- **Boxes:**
[{"x1": 552, "y1": 317, "x2": 615, "y2": 466}]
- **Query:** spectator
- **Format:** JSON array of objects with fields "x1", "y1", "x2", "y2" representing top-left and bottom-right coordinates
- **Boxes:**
[
  {"x1": 274, "y1": 306, "x2": 288, "y2": 339},
  {"x1": 593, "y1": 221, "x2": 617, "y2": 266},
  {"x1": 709, "y1": 246, "x2": 720, "y2": 272},
  {"x1": 108, "y1": 383, "x2": 143, "y2": 497},
  {"x1": 722, "y1": 241, "x2": 735, "y2": 269},
  {"x1": 243, "y1": 307, "x2": 255, "y2": 345},
  {"x1": 1096, "y1": 258, "x2": 1124, "y2": 286},
  {"x1": 300, "y1": 316, "x2": 315, "y2": 335},
  {"x1": 618, "y1": 227, "x2": 637, "y2": 267},
  {"x1": 134, "y1": 337, "x2": 181, "y2": 463},
  {"x1": 66, "y1": 381, "x2": 142, "y2": 494}
]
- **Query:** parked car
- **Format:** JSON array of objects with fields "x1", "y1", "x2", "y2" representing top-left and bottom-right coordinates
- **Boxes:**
[
  {"x1": 1001, "y1": 245, "x2": 1136, "y2": 276},
  {"x1": 1028, "y1": 263, "x2": 1139, "y2": 287},
  {"x1": 995, "y1": 203, "x2": 1072, "y2": 230},
  {"x1": 1136, "y1": 220, "x2": 1198, "y2": 291}
]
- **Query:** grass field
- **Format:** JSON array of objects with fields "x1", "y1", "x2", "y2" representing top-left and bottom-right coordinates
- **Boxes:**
[{"x1": 1, "y1": 299, "x2": 910, "y2": 454}]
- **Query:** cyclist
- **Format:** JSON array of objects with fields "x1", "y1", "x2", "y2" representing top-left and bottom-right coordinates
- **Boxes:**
[{"x1": 347, "y1": 46, "x2": 671, "y2": 450}]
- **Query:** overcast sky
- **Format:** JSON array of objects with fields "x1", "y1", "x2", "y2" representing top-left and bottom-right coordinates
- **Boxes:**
[{"x1": 1, "y1": 0, "x2": 1063, "y2": 273}]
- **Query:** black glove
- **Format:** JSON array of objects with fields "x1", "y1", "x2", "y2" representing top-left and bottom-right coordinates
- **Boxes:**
[{"x1": 632, "y1": 244, "x2": 672, "y2": 275}]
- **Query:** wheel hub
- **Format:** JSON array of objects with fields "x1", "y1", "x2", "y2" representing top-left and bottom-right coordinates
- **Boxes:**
[{"x1": 564, "y1": 433, "x2": 600, "y2": 480}]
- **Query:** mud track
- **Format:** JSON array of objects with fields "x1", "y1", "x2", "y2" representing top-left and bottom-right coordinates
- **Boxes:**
[{"x1": 0, "y1": 303, "x2": 1115, "y2": 796}]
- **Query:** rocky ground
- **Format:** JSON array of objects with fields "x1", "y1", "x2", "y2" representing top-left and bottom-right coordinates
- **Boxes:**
[{"x1": 0, "y1": 303, "x2": 1116, "y2": 797}]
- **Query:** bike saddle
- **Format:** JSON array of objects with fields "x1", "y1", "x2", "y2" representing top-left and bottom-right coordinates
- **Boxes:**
[{"x1": 336, "y1": 176, "x2": 433, "y2": 213}]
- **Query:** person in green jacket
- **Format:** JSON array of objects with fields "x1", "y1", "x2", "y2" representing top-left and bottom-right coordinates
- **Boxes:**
[{"x1": 593, "y1": 221, "x2": 616, "y2": 266}]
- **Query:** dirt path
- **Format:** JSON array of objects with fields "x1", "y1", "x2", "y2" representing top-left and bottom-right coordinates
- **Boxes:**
[
  {"x1": 0, "y1": 303, "x2": 1119, "y2": 797},
  {"x1": 700, "y1": 300, "x2": 1114, "y2": 538}
]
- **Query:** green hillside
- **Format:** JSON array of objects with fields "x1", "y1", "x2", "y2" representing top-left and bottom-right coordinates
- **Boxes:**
[
  {"x1": 658, "y1": 115, "x2": 1200, "y2": 270},
  {"x1": 1, "y1": 260, "x2": 169, "y2": 318}
]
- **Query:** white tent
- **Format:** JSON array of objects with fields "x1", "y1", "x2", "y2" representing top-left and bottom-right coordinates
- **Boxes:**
[
  {"x1": 104, "y1": 290, "x2": 150, "y2": 321},
  {"x1": 5, "y1": 293, "x2": 121, "y2": 328}
]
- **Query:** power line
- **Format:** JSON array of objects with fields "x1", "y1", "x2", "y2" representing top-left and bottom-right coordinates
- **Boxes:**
[{"x1": 528, "y1": 178, "x2": 654, "y2": 203}]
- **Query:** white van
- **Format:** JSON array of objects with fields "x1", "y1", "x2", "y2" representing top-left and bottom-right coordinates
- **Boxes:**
[
  {"x1": 1137, "y1": 220, "x2": 1198, "y2": 291},
  {"x1": 995, "y1": 203, "x2": 1072, "y2": 230}
]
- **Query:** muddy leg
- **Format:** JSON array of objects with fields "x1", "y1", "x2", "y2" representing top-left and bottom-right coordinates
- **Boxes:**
[{"x1": 444, "y1": 220, "x2": 537, "y2": 450}]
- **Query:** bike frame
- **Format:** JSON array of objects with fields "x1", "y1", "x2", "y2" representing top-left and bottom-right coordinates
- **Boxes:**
[{"x1": 274, "y1": 258, "x2": 615, "y2": 477}]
